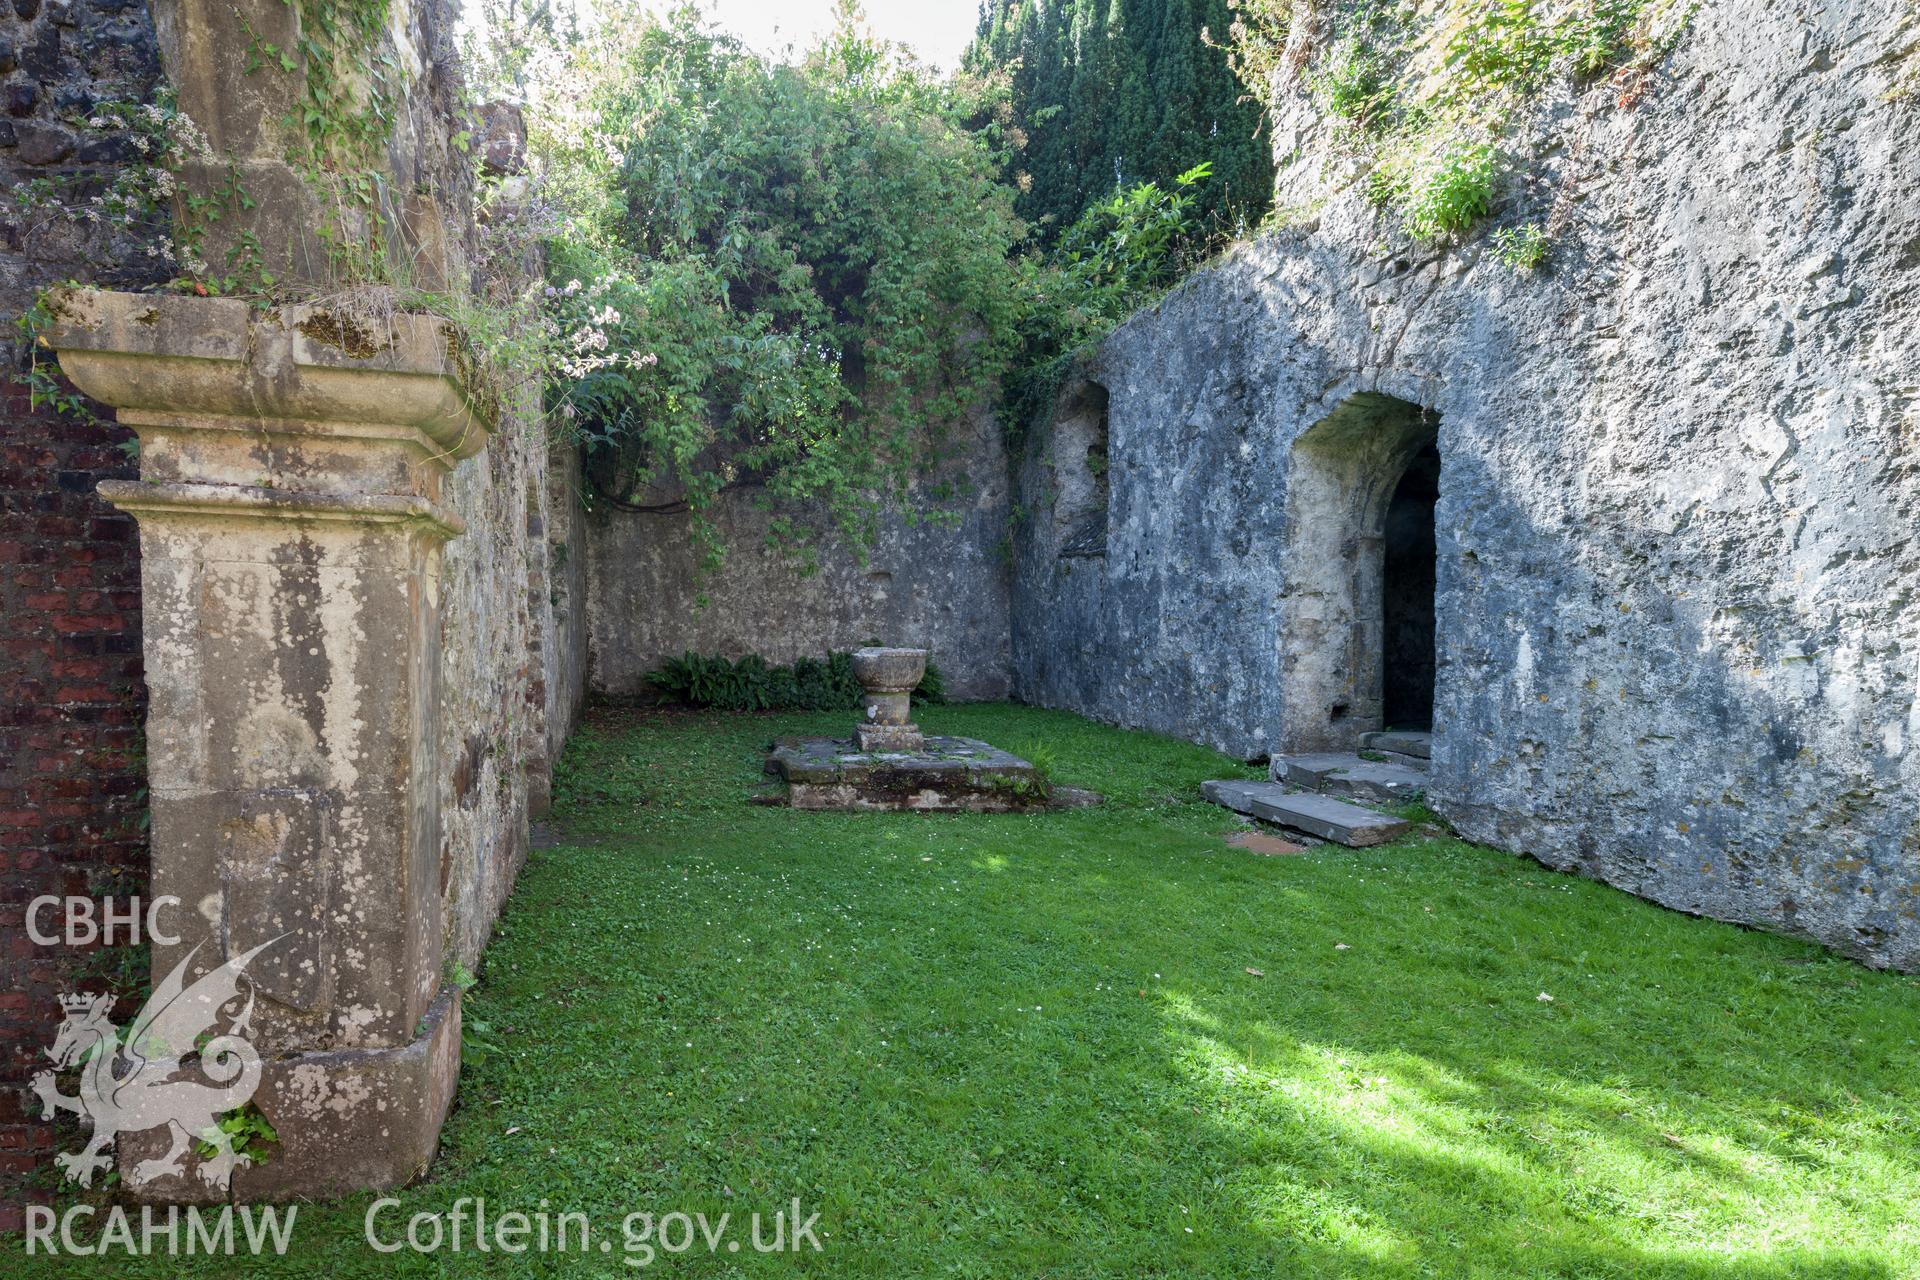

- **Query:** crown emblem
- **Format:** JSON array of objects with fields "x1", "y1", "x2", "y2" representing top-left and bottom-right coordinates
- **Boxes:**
[{"x1": 58, "y1": 992, "x2": 109, "y2": 1015}]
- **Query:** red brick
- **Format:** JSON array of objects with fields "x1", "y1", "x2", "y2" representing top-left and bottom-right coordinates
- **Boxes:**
[
  {"x1": 54, "y1": 684, "x2": 115, "y2": 703},
  {"x1": 3, "y1": 399, "x2": 148, "y2": 1201}
]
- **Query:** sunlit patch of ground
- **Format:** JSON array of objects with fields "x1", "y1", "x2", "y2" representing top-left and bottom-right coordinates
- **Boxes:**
[{"x1": 16, "y1": 704, "x2": 1920, "y2": 1278}]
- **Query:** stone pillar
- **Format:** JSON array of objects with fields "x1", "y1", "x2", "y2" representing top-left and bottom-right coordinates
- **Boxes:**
[{"x1": 46, "y1": 287, "x2": 492, "y2": 1201}]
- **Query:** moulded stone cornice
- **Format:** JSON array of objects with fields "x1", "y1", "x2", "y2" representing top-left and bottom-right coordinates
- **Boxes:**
[
  {"x1": 44, "y1": 288, "x2": 493, "y2": 464},
  {"x1": 95, "y1": 479, "x2": 467, "y2": 541}
]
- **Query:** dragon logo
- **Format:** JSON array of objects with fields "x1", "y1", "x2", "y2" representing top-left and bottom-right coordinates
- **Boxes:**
[{"x1": 33, "y1": 938, "x2": 279, "y2": 1190}]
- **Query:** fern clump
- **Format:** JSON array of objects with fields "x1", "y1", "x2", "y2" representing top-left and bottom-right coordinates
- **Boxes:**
[{"x1": 649, "y1": 650, "x2": 946, "y2": 712}]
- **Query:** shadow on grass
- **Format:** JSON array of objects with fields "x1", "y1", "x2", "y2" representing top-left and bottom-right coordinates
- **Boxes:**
[
  {"x1": 10, "y1": 704, "x2": 1914, "y2": 1278},
  {"x1": 1150, "y1": 993, "x2": 1901, "y2": 1278}
]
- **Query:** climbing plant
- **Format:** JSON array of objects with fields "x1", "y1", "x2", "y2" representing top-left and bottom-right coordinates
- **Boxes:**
[
  {"x1": 1003, "y1": 161, "x2": 1218, "y2": 440},
  {"x1": 227, "y1": 0, "x2": 408, "y2": 284},
  {"x1": 529, "y1": 7, "x2": 1029, "y2": 571}
]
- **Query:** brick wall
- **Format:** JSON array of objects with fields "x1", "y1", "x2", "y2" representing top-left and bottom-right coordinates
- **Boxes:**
[
  {"x1": 1, "y1": 0, "x2": 162, "y2": 1231},
  {"x1": 0, "y1": 379, "x2": 146, "y2": 1230}
]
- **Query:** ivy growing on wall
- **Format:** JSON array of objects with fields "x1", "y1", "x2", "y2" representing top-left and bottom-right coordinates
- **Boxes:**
[{"x1": 230, "y1": 0, "x2": 406, "y2": 283}]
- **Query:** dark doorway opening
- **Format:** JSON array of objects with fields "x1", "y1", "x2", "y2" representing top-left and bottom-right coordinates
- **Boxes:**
[
  {"x1": 1279, "y1": 392, "x2": 1438, "y2": 753},
  {"x1": 1382, "y1": 442, "x2": 1438, "y2": 731}
]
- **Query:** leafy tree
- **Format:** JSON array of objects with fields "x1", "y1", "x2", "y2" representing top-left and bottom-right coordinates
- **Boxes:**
[
  {"x1": 532, "y1": 7, "x2": 1028, "y2": 569},
  {"x1": 461, "y1": 0, "x2": 585, "y2": 100}
]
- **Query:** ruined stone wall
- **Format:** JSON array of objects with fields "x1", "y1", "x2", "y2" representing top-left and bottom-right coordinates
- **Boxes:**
[
  {"x1": 439, "y1": 385, "x2": 586, "y2": 968},
  {"x1": 1013, "y1": 0, "x2": 1920, "y2": 969},
  {"x1": 0, "y1": 0, "x2": 164, "y2": 1231},
  {"x1": 585, "y1": 406, "x2": 1014, "y2": 701}
]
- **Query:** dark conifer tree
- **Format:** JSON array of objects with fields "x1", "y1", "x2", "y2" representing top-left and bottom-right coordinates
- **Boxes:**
[{"x1": 965, "y1": 0, "x2": 1271, "y2": 240}]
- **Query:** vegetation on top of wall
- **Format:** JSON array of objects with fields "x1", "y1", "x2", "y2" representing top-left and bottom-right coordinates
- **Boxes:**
[
  {"x1": 12, "y1": 0, "x2": 1225, "y2": 575},
  {"x1": 522, "y1": 5, "x2": 1226, "y2": 570},
  {"x1": 1222, "y1": 0, "x2": 1696, "y2": 260},
  {"x1": 1002, "y1": 160, "x2": 1220, "y2": 443},
  {"x1": 527, "y1": 9, "x2": 1029, "y2": 573},
  {"x1": 648, "y1": 650, "x2": 947, "y2": 711},
  {"x1": 6, "y1": 0, "x2": 412, "y2": 310},
  {"x1": 232, "y1": 0, "x2": 559, "y2": 404},
  {"x1": 5, "y1": 94, "x2": 217, "y2": 319},
  {"x1": 15, "y1": 0, "x2": 565, "y2": 461}
]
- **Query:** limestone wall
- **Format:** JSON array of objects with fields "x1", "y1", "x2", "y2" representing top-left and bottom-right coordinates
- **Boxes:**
[
  {"x1": 1013, "y1": 0, "x2": 1920, "y2": 968},
  {"x1": 439, "y1": 386, "x2": 586, "y2": 969},
  {"x1": 585, "y1": 406, "x2": 1014, "y2": 701}
]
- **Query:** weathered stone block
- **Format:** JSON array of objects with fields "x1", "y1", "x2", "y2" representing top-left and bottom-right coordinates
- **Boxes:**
[
  {"x1": 1202, "y1": 780, "x2": 1410, "y2": 847},
  {"x1": 1359, "y1": 730, "x2": 1431, "y2": 760},
  {"x1": 855, "y1": 722, "x2": 925, "y2": 753},
  {"x1": 1271, "y1": 752, "x2": 1427, "y2": 805},
  {"x1": 119, "y1": 990, "x2": 461, "y2": 1203},
  {"x1": 769, "y1": 736, "x2": 1047, "y2": 812}
]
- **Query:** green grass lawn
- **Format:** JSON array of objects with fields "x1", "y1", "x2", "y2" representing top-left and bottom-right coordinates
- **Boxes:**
[{"x1": 14, "y1": 703, "x2": 1920, "y2": 1277}]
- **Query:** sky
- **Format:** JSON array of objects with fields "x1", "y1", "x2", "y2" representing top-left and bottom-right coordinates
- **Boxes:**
[{"x1": 700, "y1": 0, "x2": 982, "y2": 69}]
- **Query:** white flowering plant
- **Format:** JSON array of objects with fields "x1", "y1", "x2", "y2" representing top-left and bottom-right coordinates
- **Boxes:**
[{"x1": 5, "y1": 93, "x2": 218, "y2": 288}]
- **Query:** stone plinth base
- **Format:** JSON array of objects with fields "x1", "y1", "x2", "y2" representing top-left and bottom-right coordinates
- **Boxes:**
[
  {"x1": 767, "y1": 736, "x2": 1050, "y2": 811},
  {"x1": 855, "y1": 721, "x2": 925, "y2": 753},
  {"x1": 120, "y1": 991, "x2": 461, "y2": 1203}
]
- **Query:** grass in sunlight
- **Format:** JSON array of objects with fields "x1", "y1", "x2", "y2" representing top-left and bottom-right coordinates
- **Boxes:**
[{"x1": 14, "y1": 703, "x2": 1920, "y2": 1277}]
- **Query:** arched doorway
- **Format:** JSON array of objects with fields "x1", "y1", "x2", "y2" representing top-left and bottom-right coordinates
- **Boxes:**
[{"x1": 1278, "y1": 393, "x2": 1439, "y2": 753}]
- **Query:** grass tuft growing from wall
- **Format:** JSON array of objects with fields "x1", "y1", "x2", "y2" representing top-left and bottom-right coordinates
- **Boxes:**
[{"x1": 1276, "y1": 0, "x2": 1698, "y2": 250}]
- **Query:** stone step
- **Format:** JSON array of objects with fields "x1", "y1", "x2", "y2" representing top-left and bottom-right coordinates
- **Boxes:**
[
  {"x1": 1202, "y1": 780, "x2": 1412, "y2": 848},
  {"x1": 1270, "y1": 752, "x2": 1427, "y2": 804},
  {"x1": 1359, "y1": 730, "x2": 1432, "y2": 760}
]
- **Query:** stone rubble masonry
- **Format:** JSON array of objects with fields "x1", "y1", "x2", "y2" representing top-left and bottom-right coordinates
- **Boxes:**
[
  {"x1": 584, "y1": 401, "x2": 1016, "y2": 701},
  {"x1": 0, "y1": 0, "x2": 168, "y2": 333},
  {"x1": 1013, "y1": 0, "x2": 1920, "y2": 969}
]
